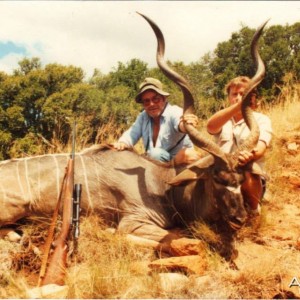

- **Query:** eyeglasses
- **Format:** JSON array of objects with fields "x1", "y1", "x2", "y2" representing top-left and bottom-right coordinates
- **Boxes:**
[{"x1": 141, "y1": 95, "x2": 163, "y2": 106}]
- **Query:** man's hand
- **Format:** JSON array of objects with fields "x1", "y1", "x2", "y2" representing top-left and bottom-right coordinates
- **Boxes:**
[
  {"x1": 181, "y1": 114, "x2": 199, "y2": 127},
  {"x1": 238, "y1": 148, "x2": 257, "y2": 166},
  {"x1": 179, "y1": 114, "x2": 199, "y2": 133},
  {"x1": 174, "y1": 148, "x2": 201, "y2": 165},
  {"x1": 113, "y1": 142, "x2": 128, "y2": 151}
]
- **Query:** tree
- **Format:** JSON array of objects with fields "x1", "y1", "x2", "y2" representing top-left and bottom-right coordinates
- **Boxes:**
[
  {"x1": 209, "y1": 26, "x2": 256, "y2": 99},
  {"x1": 0, "y1": 59, "x2": 88, "y2": 156},
  {"x1": 44, "y1": 63, "x2": 84, "y2": 95},
  {"x1": 0, "y1": 129, "x2": 12, "y2": 160},
  {"x1": 208, "y1": 23, "x2": 300, "y2": 101},
  {"x1": 41, "y1": 83, "x2": 104, "y2": 144},
  {"x1": 14, "y1": 57, "x2": 41, "y2": 76},
  {"x1": 289, "y1": 23, "x2": 300, "y2": 78},
  {"x1": 103, "y1": 58, "x2": 148, "y2": 99}
]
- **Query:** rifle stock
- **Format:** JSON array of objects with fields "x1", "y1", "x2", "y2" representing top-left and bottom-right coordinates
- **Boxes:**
[{"x1": 41, "y1": 157, "x2": 74, "y2": 286}]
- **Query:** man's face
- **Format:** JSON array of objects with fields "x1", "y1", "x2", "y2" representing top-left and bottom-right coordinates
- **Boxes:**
[
  {"x1": 228, "y1": 85, "x2": 245, "y2": 106},
  {"x1": 228, "y1": 85, "x2": 258, "y2": 108},
  {"x1": 140, "y1": 90, "x2": 166, "y2": 118}
]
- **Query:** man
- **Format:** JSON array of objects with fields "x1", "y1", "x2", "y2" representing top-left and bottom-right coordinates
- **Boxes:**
[
  {"x1": 207, "y1": 76, "x2": 273, "y2": 216},
  {"x1": 113, "y1": 77, "x2": 200, "y2": 165}
]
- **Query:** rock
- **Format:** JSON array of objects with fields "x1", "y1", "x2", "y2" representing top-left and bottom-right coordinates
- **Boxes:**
[
  {"x1": 149, "y1": 255, "x2": 208, "y2": 275},
  {"x1": 7, "y1": 230, "x2": 22, "y2": 242},
  {"x1": 281, "y1": 172, "x2": 300, "y2": 188},
  {"x1": 288, "y1": 175, "x2": 300, "y2": 188},
  {"x1": 169, "y1": 237, "x2": 206, "y2": 256},
  {"x1": 296, "y1": 237, "x2": 300, "y2": 251},
  {"x1": 0, "y1": 228, "x2": 22, "y2": 242},
  {"x1": 287, "y1": 142, "x2": 299, "y2": 152}
]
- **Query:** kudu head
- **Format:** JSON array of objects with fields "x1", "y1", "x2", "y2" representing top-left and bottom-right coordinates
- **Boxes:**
[{"x1": 138, "y1": 12, "x2": 268, "y2": 230}]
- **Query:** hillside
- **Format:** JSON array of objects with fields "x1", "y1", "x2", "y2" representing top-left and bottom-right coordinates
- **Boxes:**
[{"x1": 0, "y1": 88, "x2": 299, "y2": 299}]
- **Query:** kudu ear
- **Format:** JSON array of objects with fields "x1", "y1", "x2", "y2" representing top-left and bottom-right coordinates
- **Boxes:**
[{"x1": 168, "y1": 155, "x2": 214, "y2": 186}]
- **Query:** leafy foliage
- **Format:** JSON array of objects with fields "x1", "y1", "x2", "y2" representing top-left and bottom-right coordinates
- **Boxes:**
[{"x1": 209, "y1": 23, "x2": 300, "y2": 101}]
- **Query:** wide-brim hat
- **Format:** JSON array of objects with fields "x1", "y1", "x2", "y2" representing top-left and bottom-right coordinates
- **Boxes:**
[{"x1": 135, "y1": 77, "x2": 170, "y2": 103}]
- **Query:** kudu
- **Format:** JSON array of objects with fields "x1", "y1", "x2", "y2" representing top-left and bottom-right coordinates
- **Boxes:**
[{"x1": 0, "y1": 15, "x2": 267, "y2": 259}]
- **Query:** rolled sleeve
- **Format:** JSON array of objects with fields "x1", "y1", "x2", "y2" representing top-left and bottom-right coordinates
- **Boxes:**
[{"x1": 257, "y1": 114, "x2": 273, "y2": 147}]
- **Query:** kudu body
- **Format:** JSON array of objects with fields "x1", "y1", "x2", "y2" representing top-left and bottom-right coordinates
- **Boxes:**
[{"x1": 0, "y1": 148, "x2": 243, "y2": 243}]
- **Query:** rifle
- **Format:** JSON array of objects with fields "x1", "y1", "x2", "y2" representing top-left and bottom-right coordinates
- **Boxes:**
[{"x1": 38, "y1": 122, "x2": 81, "y2": 287}]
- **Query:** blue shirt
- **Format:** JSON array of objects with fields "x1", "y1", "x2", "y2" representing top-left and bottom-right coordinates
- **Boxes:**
[{"x1": 118, "y1": 103, "x2": 193, "y2": 158}]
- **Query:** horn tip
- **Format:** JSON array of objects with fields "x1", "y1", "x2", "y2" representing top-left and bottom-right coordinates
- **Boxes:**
[
  {"x1": 260, "y1": 19, "x2": 270, "y2": 31},
  {"x1": 136, "y1": 11, "x2": 146, "y2": 18}
]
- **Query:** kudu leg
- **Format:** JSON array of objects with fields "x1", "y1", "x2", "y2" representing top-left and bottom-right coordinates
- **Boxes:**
[{"x1": 117, "y1": 218, "x2": 183, "y2": 254}]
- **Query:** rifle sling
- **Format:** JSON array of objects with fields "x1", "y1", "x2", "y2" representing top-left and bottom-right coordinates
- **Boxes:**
[{"x1": 37, "y1": 166, "x2": 68, "y2": 287}]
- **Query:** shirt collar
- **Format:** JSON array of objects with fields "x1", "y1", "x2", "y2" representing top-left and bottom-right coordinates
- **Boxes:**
[{"x1": 231, "y1": 117, "x2": 245, "y2": 126}]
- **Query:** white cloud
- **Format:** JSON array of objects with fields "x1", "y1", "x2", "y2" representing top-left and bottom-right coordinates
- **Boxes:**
[
  {"x1": 0, "y1": 52, "x2": 23, "y2": 74},
  {"x1": 0, "y1": 1, "x2": 299, "y2": 79}
]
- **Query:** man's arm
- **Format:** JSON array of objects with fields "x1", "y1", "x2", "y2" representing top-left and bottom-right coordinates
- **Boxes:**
[
  {"x1": 113, "y1": 113, "x2": 144, "y2": 151},
  {"x1": 207, "y1": 102, "x2": 242, "y2": 134},
  {"x1": 238, "y1": 140, "x2": 267, "y2": 166},
  {"x1": 238, "y1": 115, "x2": 272, "y2": 166}
]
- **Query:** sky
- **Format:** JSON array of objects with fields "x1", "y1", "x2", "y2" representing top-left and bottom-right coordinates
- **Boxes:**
[{"x1": 0, "y1": 1, "x2": 299, "y2": 79}]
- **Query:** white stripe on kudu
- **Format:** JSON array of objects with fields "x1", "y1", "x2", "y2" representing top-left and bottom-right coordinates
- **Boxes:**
[
  {"x1": 16, "y1": 160, "x2": 25, "y2": 200},
  {"x1": 78, "y1": 154, "x2": 92, "y2": 209},
  {"x1": 24, "y1": 158, "x2": 33, "y2": 204}
]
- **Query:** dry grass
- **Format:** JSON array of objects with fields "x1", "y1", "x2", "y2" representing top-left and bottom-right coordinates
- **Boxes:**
[
  {"x1": 65, "y1": 216, "x2": 158, "y2": 298},
  {"x1": 1, "y1": 82, "x2": 300, "y2": 298}
]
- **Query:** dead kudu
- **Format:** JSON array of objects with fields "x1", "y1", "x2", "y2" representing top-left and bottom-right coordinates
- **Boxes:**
[{"x1": 0, "y1": 16, "x2": 267, "y2": 260}]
